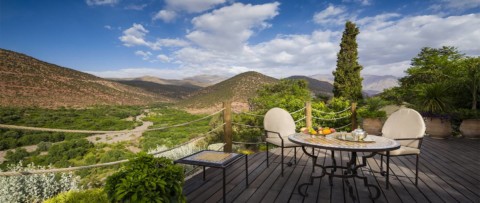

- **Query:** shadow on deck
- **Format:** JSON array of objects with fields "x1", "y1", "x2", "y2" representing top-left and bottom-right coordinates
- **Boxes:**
[{"x1": 182, "y1": 137, "x2": 480, "y2": 203}]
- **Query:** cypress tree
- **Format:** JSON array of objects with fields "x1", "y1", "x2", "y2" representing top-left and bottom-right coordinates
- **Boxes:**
[{"x1": 332, "y1": 21, "x2": 363, "y2": 101}]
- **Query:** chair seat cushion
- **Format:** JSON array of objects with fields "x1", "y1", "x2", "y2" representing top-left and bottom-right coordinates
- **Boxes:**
[
  {"x1": 266, "y1": 137, "x2": 300, "y2": 147},
  {"x1": 379, "y1": 146, "x2": 420, "y2": 156}
]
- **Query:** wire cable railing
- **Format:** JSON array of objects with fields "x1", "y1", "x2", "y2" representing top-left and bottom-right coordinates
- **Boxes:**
[
  {"x1": 0, "y1": 123, "x2": 226, "y2": 176},
  {"x1": 334, "y1": 122, "x2": 353, "y2": 130},
  {"x1": 0, "y1": 109, "x2": 225, "y2": 134},
  {"x1": 237, "y1": 111, "x2": 265, "y2": 117},
  {"x1": 232, "y1": 141, "x2": 265, "y2": 145},
  {"x1": 311, "y1": 113, "x2": 351, "y2": 121},
  {"x1": 146, "y1": 109, "x2": 224, "y2": 131},
  {"x1": 0, "y1": 103, "x2": 356, "y2": 176},
  {"x1": 311, "y1": 106, "x2": 350, "y2": 115},
  {"x1": 289, "y1": 107, "x2": 306, "y2": 115},
  {"x1": 232, "y1": 122, "x2": 263, "y2": 128},
  {"x1": 149, "y1": 123, "x2": 225, "y2": 156},
  {"x1": 295, "y1": 116, "x2": 306, "y2": 123}
]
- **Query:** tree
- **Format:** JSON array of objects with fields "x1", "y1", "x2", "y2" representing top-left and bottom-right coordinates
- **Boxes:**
[
  {"x1": 457, "y1": 57, "x2": 480, "y2": 110},
  {"x1": 333, "y1": 21, "x2": 363, "y2": 101},
  {"x1": 397, "y1": 46, "x2": 466, "y2": 110},
  {"x1": 399, "y1": 46, "x2": 463, "y2": 88}
]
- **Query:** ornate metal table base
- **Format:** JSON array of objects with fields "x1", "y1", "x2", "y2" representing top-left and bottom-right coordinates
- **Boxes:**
[{"x1": 298, "y1": 146, "x2": 380, "y2": 200}]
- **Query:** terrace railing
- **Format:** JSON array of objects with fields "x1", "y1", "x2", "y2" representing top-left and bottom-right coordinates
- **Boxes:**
[{"x1": 0, "y1": 101, "x2": 358, "y2": 176}]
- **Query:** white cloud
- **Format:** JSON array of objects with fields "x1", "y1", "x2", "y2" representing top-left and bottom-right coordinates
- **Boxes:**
[
  {"x1": 360, "y1": 0, "x2": 371, "y2": 6},
  {"x1": 114, "y1": 3, "x2": 480, "y2": 79},
  {"x1": 313, "y1": 4, "x2": 352, "y2": 25},
  {"x1": 343, "y1": 0, "x2": 371, "y2": 6},
  {"x1": 165, "y1": 0, "x2": 226, "y2": 13},
  {"x1": 153, "y1": 10, "x2": 177, "y2": 22},
  {"x1": 119, "y1": 23, "x2": 151, "y2": 48},
  {"x1": 119, "y1": 24, "x2": 190, "y2": 50},
  {"x1": 157, "y1": 54, "x2": 171, "y2": 62},
  {"x1": 187, "y1": 2, "x2": 280, "y2": 52},
  {"x1": 125, "y1": 4, "x2": 147, "y2": 11},
  {"x1": 357, "y1": 13, "x2": 480, "y2": 76},
  {"x1": 156, "y1": 38, "x2": 189, "y2": 47},
  {"x1": 86, "y1": 0, "x2": 118, "y2": 6},
  {"x1": 440, "y1": 0, "x2": 480, "y2": 10},
  {"x1": 135, "y1": 50, "x2": 152, "y2": 60},
  {"x1": 104, "y1": 25, "x2": 112, "y2": 30}
]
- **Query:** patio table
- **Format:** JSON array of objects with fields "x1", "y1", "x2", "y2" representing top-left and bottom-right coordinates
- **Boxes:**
[
  {"x1": 174, "y1": 150, "x2": 248, "y2": 203},
  {"x1": 288, "y1": 133, "x2": 400, "y2": 200}
]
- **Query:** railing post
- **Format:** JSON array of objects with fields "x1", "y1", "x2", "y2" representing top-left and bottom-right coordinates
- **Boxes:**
[
  {"x1": 351, "y1": 102, "x2": 357, "y2": 130},
  {"x1": 223, "y1": 101, "x2": 232, "y2": 152},
  {"x1": 306, "y1": 101, "x2": 312, "y2": 129}
]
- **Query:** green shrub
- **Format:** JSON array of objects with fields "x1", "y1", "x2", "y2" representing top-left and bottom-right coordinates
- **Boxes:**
[
  {"x1": 454, "y1": 109, "x2": 480, "y2": 119},
  {"x1": 43, "y1": 188, "x2": 108, "y2": 203},
  {"x1": 46, "y1": 139, "x2": 94, "y2": 167},
  {"x1": 357, "y1": 97, "x2": 388, "y2": 119},
  {"x1": 105, "y1": 153, "x2": 185, "y2": 203},
  {"x1": 37, "y1": 141, "x2": 53, "y2": 152},
  {"x1": 5, "y1": 148, "x2": 30, "y2": 163}
]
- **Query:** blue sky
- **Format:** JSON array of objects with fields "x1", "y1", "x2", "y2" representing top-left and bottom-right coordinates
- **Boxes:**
[{"x1": 1, "y1": 0, "x2": 479, "y2": 79}]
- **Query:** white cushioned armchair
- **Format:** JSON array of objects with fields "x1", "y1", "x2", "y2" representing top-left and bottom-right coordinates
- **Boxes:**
[
  {"x1": 379, "y1": 108, "x2": 426, "y2": 188},
  {"x1": 263, "y1": 107, "x2": 300, "y2": 176}
]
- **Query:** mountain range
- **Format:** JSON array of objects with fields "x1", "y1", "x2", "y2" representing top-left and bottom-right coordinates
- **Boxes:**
[
  {"x1": 0, "y1": 49, "x2": 400, "y2": 109},
  {"x1": 0, "y1": 49, "x2": 170, "y2": 107},
  {"x1": 310, "y1": 73, "x2": 399, "y2": 95}
]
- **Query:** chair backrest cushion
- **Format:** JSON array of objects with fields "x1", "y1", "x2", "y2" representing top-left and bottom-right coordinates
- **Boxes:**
[
  {"x1": 263, "y1": 107, "x2": 296, "y2": 138},
  {"x1": 382, "y1": 108, "x2": 426, "y2": 148}
]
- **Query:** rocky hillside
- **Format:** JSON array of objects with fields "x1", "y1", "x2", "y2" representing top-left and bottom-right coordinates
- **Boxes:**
[
  {"x1": 183, "y1": 74, "x2": 228, "y2": 87},
  {"x1": 286, "y1": 76, "x2": 334, "y2": 97},
  {"x1": 177, "y1": 71, "x2": 278, "y2": 110},
  {"x1": 0, "y1": 49, "x2": 170, "y2": 108},
  {"x1": 114, "y1": 79, "x2": 201, "y2": 100}
]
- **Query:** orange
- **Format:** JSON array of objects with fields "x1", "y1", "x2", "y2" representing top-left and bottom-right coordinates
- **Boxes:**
[{"x1": 322, "y1": 128, "x2": 332, "y2": 134}]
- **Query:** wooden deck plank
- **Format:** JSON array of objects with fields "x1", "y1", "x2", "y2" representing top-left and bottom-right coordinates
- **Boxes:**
[
  {"x1": 422, "y1": 138, "x2": 480, "y2": 178},
  {"x1": 273, "y1": 148, "x2": 309, "y2": 203},
  {"x1": 365, "y1": 156, "x2": 402, "y2": 203},
  {"x1": 247, "y1": 148, "x2": 296, "y2": 202},
  {"x1": 182, "y1": 137, "x2": 480, "y2": 203}
]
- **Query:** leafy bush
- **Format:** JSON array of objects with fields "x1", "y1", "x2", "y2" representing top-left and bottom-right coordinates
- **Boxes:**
[
  {"x1": 5, "y1": 148, "x2": 30, "y2": 163},
  {"x1": 37, "y1": 141, "x2": 53, "y2": 152},
  {"x1": 105, "y1": 153, "x2": 185, "y2": 203},
  {"x1": 0, "y1": 162, "x2": 80, "y2": 203},
  {"x1": 43, "y1": 188, "x2": 108, "y2": 203},
  {"x1": 39, "y1": 139, "x2": 94, "y2": 167},
  {"x1": 141, "y1": 107, "x2": 210, "y2": 151},
  {"x1": 454, "y1": 109, "x2": 480, "y2": 119},
  {"x1": 0, "y1": 106, "x2": 142, "y2": 130},
  {"x1": 357, "y1": 97, "x2": 388, "y2": 119}
]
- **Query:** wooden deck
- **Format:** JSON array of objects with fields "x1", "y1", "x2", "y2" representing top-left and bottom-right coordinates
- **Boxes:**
[{"x1": 182, "y1": 137, "x2": 480, "y2": 203}]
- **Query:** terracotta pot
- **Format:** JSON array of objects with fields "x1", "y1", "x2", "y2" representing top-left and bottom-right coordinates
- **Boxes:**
[
  {"x1": 362, "y1": 118, "x2": 383, "y2": 135},
  {"x1": 424, "y1": 117, "x2": 452, "y2": 139},
  {"x1": 460, "y1": 119, "x2": 480, "y2": 139}
]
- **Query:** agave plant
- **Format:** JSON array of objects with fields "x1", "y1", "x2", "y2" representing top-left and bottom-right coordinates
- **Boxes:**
[{"x1": 414, "y1": 82, "x2": 452, "y2": 116}]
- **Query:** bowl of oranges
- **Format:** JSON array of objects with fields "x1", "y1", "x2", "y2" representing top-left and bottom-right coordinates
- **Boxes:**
[{"x1": 300, "y1": 126, "x2": 336, "y2": 136}]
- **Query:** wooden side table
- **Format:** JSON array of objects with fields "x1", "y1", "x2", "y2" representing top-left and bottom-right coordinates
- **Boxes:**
[{"x1": 174, "y1": 150, "x2": 248, "y2": 203}]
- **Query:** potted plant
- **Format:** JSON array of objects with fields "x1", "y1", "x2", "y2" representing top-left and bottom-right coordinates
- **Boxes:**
[
  {"x1": 415, "y1": 83, "x2": 453, "y2": 139},
  {"x1": 456, "y1": 109, "x2": 480, "y2": 139},
  {"x1": 358, "y1": 97, "x2": 387, "y2": 135}
]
